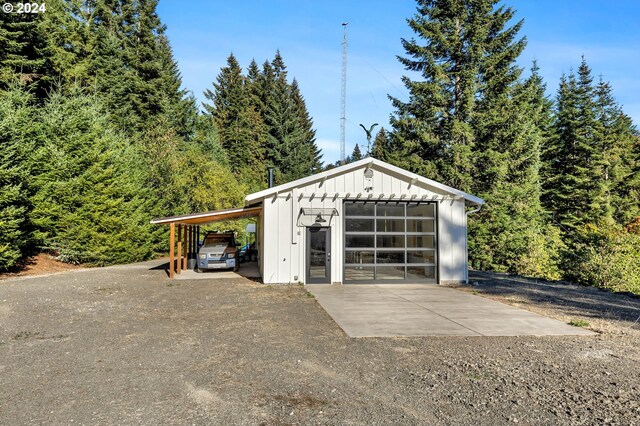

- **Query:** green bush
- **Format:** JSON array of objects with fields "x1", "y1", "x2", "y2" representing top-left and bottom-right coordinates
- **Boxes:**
[
  {"x1": 513, "y1": 224, "x2": 565, "y2": 281},
  {"x1": 572, "y1": 223, "x2": 640, "y2": 295}
]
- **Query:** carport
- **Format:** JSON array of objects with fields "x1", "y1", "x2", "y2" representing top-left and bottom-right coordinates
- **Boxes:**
[{"x1": 150, "y1": 206, "x2": 262, "y2": 278}]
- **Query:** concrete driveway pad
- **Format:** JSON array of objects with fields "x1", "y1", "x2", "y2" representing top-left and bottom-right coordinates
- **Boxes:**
[{"x1": 306, "y1": 284, "x2": 595, "y2": 337}]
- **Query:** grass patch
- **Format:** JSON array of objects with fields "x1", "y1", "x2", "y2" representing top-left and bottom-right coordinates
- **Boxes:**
[
  {"x1": 568, "y1": 319, "x2": 590, "y2": 328},
  {"x1": 305, "y1": 291, "x2": 315, "y2": 298}
]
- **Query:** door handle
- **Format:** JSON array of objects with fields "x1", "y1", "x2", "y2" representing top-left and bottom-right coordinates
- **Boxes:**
[{"x1": 327, "y1": 252, "x2": 331, "y2": 262}]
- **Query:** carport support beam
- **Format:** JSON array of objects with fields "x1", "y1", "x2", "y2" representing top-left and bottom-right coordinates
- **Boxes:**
[
  {"x1": 192, "y1": 226, "x2": 196, "y2": 259},
  {"x1": 193, "y1": 225, "x2": 198, "y2": 258},
  {"x1": 186, "y1": 225, "x2": 191, "y2": 266},
  {"x1": 176, "y1": 224, "x2": 182, "y2": 274},
  {"x1": 182, "y1": 224, "x2": 187, "y2": 270},
  {"x1": 169, "y1": 222, "x2": 175, "y2": 279}
]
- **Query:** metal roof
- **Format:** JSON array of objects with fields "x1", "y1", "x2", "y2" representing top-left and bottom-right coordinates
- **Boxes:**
[{"x1": 245, "y1": 158, "x2": 484, "y2": 206}]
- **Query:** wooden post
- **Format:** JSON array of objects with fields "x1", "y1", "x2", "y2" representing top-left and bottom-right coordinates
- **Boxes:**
[
  {"x1": 191, "y1": 226, "x2": 196, "y2": 258},
  {"x1": 169, "y1": 222, "x2": 175, "y2": 279},
  {"x1": 185, "y1": 225, "x2": 190, "y2": 267},
  {"x1": 176, "y1": 224, "x2": 182, "y2": 274},
  {"x1": 188, "y1": 225, "x2": 192, "y2": 268},
  {"x1": 182, "y1": 224, "x2": 188, "y2": 270}
]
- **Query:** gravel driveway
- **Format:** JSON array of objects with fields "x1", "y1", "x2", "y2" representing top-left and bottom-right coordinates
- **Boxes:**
[{"x1": 1, "y1": 260, "x2": 638, "y2": 425}]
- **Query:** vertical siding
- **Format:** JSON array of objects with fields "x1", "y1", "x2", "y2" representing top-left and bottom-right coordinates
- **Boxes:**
[
  {"x1": 262, "y1": 199, "x2": 277, "y2": 283},
  {"x1": 437, "y1": 199, "x2": 467, "y2": 283},
  {"x1": 258, "y1": 210, "x2": 265, "y2": 278},
  {"x1": 437, "y1": 200, "x2": 452, "y2": 282},
  {"x1": 451, "y1": 200, "x2": 467, "y2": 282},
  {"x1": 261, "y1": 164, "x2": 471, "y2": 284}
]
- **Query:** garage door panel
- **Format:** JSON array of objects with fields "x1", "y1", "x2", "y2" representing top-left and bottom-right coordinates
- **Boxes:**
[
  {"x1": 406, "y1": 235, "x2": 435, "y2": 248},
  {"x1": 376, "y1": 235, "x2": 405, "y2": 248},
  {"x1": 344, "y1": 201, "x2": 438, "y2": 284}
]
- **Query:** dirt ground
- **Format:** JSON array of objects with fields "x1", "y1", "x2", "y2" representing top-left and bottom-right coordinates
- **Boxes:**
[
  {"x1": 0, "y1": 253, "x2": 84, "y2": 281},
  {"x1": 0, "y1": 260, "x2": 639, "y2": 425}
]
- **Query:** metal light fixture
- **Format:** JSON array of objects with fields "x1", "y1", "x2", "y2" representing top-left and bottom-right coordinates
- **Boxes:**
[{"x1": 315, "y1": 213, "x2": 327, "y2": 223}]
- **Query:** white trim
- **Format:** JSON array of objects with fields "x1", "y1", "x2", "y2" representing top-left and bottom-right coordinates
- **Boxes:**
[{"x1": 245, "y1": 158, "x2": 484, "y2": 206}]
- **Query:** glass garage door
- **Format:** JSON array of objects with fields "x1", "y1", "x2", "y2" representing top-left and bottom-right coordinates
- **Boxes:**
[{"x1": 343, "y1": 201, "x2": 437, "y2": 283}]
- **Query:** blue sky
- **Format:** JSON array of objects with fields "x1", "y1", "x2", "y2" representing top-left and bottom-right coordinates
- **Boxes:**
[{"x1": 157, "y1": 0, "x2": 640, "y2": 165}]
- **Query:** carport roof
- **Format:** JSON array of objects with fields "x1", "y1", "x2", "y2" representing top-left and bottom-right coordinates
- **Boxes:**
[{"x1": 150, "y1": 206, "x2": 262, "y2": 225}]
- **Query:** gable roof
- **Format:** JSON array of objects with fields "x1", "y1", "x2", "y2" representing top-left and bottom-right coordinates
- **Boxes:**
[{"x1": 245, "y1": 158, "x2": 484, "y2": 206}]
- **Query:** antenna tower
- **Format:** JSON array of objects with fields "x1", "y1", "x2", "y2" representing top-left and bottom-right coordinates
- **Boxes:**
[{"x1": 340, "y1": 22, "x2": 348, "y2": 164}]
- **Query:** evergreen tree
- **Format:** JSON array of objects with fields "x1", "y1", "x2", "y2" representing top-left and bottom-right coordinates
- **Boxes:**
[
  {"x1": 30, "y1": 90, "x2": 153, "y2": 264},
  {"x1": 203, "y1": 54, "x2": 243, "y2": 131},
  {"x1": 544, "y1": 59, "x2": 601, "y2": 231},
  {"x1": 389, "y1": 0, "x2": 525, "y2": 192},
  {"x1": 246, "y1": 59, "x2": 264, "y2": 112},
  {"x1": 593, "y1": 79, "x2": 640, "y2": 225},
  {"x1": 351, "y1": 144, "x2": 363, "y2": 161},
  {"x1": 37, "y1": 0, "x2": 93, "y2": 88},
  {"x1": 84, "y1": 0, "x2": 193, "y2": 135},
  {"x1": 370, "y1": 127, "x2": 391, "y2": 161},
  {"x1": 0, "y1": 86, "x2": 36, "y2": 270},
  {"x1": 469, "y1": 65, "x2": 561, "y2": 278},
  {"x1": 290, "y1": 78, "x2": 323, "y2": 175},
  {"x1": 264, "y1": 66, "x2": 299, "y2": 182},
  {"x1": 156, "y1": 33, "x2": 197, "y2": 138},
  {"x1": 262, "y1": 54, "x2": 321, "y2": 182},
  {"x1": 203, "y1": 54, "x2": 266, "y2": 189},
  {"x1": 0, "y1": 11, "x2": 50, "y2": 97},
  {"x1": 256, "y1": 60, "x2": 275, "y2": 115}
]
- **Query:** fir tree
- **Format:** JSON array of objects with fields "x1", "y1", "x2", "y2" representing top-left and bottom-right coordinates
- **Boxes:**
[
  {"x1": 593, "y1": 78, "x2": 640, "y2": 225},
  {"x1": 0, "y1": 85, "x2": 36, "y2": 270},
  {"x1": 469, "y1": 65, "x2": 560, "y2": 277},
  {"x1": 262, "y1": 53, "x2": 321, "y2": 182},
  {"x1": 351, "y1": 144, "x2": 363, "y2": 161},
  {"x1": 544, "y1": 59, "x2": 601, "y2": 231},
  {"x1": 203, "y1": 53, "x2": 266, "y2": 189},
  {"x1": 389, "y1": 0, "x2": 526, "y2": 192},
  {"x1": 0, "y1": 11, "x2": 49, "y2": 97},
  {"x1": 370, "y1": 128, "x2": 390, "y2": 161},
  {"x1": 290, "y1": 78, "x2": 323, "y2": 175},
  {"x1": 30, "y1": 89, "x2": 153, "y2": 264},
  {"x1": 85, "y1": 0, "x2": 193, "y2": 135}
]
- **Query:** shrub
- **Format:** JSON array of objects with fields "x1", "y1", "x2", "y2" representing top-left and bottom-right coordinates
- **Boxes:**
[
  {"x1": 572, "y1": 223, "x2": 640, "y2": 295},
  {"x1": 514, "y1": 224, "x2": 565, "y2": 281}
]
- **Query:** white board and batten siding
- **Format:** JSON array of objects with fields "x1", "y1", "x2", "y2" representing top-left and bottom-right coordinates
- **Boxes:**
[{"x1": 250, "y1": 159, "x2": 481, "y2": 285}]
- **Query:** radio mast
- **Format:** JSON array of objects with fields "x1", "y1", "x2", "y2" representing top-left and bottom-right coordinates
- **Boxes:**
[{"x1": 340, "y1": 22, "x2": 348, "y2": 164}]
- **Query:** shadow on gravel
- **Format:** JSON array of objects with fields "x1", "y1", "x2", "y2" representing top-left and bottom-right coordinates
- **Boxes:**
[
  {"x1": 468, "y1": 271, "x2": 640, "y2": 326},
  {"x1": 149, "y1": 261, "x2": 170, "y2": 277},
  {"x1": 149, "y1": 261, "x2": 169, "y2": 271}
]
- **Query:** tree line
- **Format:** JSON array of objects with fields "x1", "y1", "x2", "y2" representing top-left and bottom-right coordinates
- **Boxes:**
[
  {"x1": 202, "y1": 52, "x2": 323, "y2": 190},
  {"x1": 0, "y1": 0, "x2": 320, "y2": 270},
  {"x1": 370, "y1": 0, "x2": 640, "y2": 293},
  {"x1": 1, "y1": 0, "x2": 638, "y2": 294}
]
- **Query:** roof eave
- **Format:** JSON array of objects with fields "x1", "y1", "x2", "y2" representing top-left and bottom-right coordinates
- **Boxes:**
[{"x1": 244, "y1": 158, "x2": 484, "y2": 206}]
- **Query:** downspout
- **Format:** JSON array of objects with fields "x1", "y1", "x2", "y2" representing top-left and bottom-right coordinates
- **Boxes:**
[{"x1": 464, "y1": 203, "x2": 483, "y2": 283}]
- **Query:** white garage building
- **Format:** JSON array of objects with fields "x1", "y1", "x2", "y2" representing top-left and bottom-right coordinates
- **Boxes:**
[
  {"x1": 153, "y1": 158, "x2": 484, "y2": 285},
  {"x1": 247, "y1": 158, "x2": 484, "y2": 285}
]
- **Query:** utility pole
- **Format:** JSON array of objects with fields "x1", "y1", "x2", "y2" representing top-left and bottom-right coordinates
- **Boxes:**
[{"x1": 340, "y1": 22, "x2": 348, "y2": 165}]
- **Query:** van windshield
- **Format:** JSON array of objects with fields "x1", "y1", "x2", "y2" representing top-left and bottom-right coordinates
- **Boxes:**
[{"x1": 203, "y1": 235, "x2": 232, "y2": 247}]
